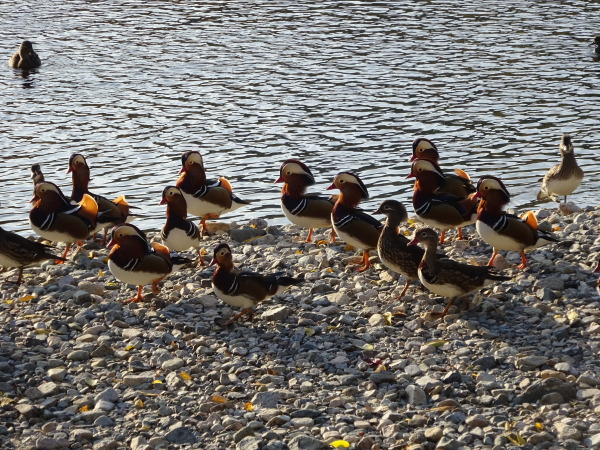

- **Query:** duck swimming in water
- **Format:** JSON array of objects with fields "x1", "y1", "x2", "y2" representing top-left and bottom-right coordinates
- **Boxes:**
[{"x1": 9, "y1": 41, "x2": 41, "y2": 70}]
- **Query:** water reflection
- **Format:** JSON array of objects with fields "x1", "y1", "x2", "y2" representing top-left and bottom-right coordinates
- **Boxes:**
[{"x1": 0, "y1": 1, "x2": 599, "y2": 234}]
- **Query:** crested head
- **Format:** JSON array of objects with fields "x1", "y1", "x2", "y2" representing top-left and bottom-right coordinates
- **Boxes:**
[
  {"x1": 31, "y1": 163, "x2": 41, "y2": 173},
  {"x1": 162, "y1": 185, "x2": 184, "y2": 201},
  {"x1": 108, "y1": 223, "x2": 148, "y2": 246},
  {"x1": 411, "y1": 138, "x2": 439, "y2": 162},
  {"x1": 279, "y1": 159, "x2": 315, "y2": 185},
  {"x1": 211, "y1": 242, "x2": 233, "y2": 268},
  {"x1": 374, "y1": 199, "x2": 408, "y2": 222},
  {"x1": 34, "y1": 181, "x2": 64, "y2": 198},
  {"x1": 409, "y1": 159, "x2": 445, "y2": 187},
  {"x1": 408, "y1": 227, "x2": 439, "y2": 247},
  {"x1": 181, "y1": 150, "x2": 203, "y2": 168},
  {"x1": 68, "y1": 153, "x2": 88, "y2": 171},
  {"x1": 332, "y1": 171, "x2": 369, "y2": 200},
  {"x1": 476, "y1": 175, "x2": 511, "y2": 203},
  {"x1": 559, "y1": 134, "x2": 574, "y2": 155}
]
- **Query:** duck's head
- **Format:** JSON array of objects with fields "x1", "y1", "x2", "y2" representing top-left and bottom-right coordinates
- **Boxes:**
[
  {"x1": 179, "y1": 151, "x2": 203, "y2": 173},
  {"x1": 275, "y1": 159, "x2": 315, "y2": 186},
  {"x1": 373, "y1": 199, "x2": 408, "y2": 223},
  {"x1": 326, "y1": 171, "x2": 369, "y2": 200},
  {"x1": 67, "y1": 153, "x2": 88, "y2": 174},
  {"x1": 31, "y1": 181, "x2": 68, "y2": 204},
  {"x1": 160, "y1": 185, "x2": 186, "y2": 206},
  {"x1": 406, "y1": 159, "x2": 445, "y2": 185},
  {"x1": 20, "y1": 41, "x2": 35, "y2": 52},
  {"x1": 107, "y1": 223, "x2": 149, "y2": 249},
  {"x1": 473, "y1": 175, "x2": 511, "y2": 204},
  {"x1": 410, "y1": 138, "x2": 439, "y2": 162},
  {"x1": 559, "y1": 134, "x2": 574, "y2": 155},
  {"x1": 30, "y1": 164, "x2": 43, "y2": 180},
  {"x1": 210, "y1": 242, "x2": 233, "y2": 267},
  {"x1": 407, "y1": 227, "x2": 439, "y2": 248}
]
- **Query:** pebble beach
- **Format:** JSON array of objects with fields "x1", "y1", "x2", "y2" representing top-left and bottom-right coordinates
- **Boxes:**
[{"x1": 1, "y1": 204, "x2": 599, "y2": 450}]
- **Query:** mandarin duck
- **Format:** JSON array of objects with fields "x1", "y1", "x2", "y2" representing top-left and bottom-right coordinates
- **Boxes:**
[
  {"x1": 107, "y1": 223, "x2": 192, "y2": 303},
  {"x1": 176, "y1": 151, "x2": 249, "y2": 234},
  {"x1": 160, "y1": 186, "x2": 204, "y2": 265},
  {"x1": 275, "y1": 159, "x2": 336, "y2": 243},
  {"x1": 0, "y1": 227, "x2": 66, "y2": 284},
  {"x1": 67, "y1": 153, "x2": 132, "y2": 245},
  {"x1": 9, "y1": 41, "x2": 41, "y2": 70},
  {"x1": 474, "y1": 175, "x2": 559, "y2": 269},
  {"x1": 326, "y1": 172, "x2": 383, "y2": 272},
  {"x1": 210, "y1": 243, "x2": 302, "y2": 324},
  {"x1": 30, "y1": 164, "x2": 45, "y2": 189},
  {"x1": 407, "y1": 159, "x2": 478, "y2": 243},
  {"x1": 373, "y1": 199, "x2": 425, "y2": 298},
  {"x1": 591, "y1": 36, "x2": 600, "y2": 54},
  {"x1": 409, "y1": 138, "x2": 475, "y2": 198},
  {"x1": 408, "y1": 227, "x2": 510, "y2": 317},
  {"x1": 29, "y1": 181, "x2": 99, "y2": 262},
  {"x1": 537, "y1": 134, "x2": 584, "y2": 203}
]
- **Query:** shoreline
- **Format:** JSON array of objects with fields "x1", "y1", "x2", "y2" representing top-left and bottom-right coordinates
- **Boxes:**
[{"x1": 0, "y1": 205, "x2": 599, "y2": 449}]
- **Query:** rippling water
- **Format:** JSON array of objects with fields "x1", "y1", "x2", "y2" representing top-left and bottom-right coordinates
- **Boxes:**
[{"x1": 1, "y1": 1, "x2": 599, "y2": 234}]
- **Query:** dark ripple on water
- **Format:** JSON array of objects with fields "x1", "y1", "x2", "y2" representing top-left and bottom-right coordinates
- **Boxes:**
[{"x1": 1, "y1": 1, "x2": 599, "y2": 234}]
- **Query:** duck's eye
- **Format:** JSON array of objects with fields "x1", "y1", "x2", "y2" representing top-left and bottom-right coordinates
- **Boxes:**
[
  {"x1": 286, "y1": 171, "x2": 291, "y2": 175},
  {"x1": 419, "y1": 148, "x2": 425, "y2": 152},
  {"x1": 385, "y1": 205, "x2": 391, "y2": 210},
  {"x1": 484, "y1": 186, "x2": 489, "y2": 190},
  {"x1": 339, "y1": 179, "x2": 345, "y2": 183}
]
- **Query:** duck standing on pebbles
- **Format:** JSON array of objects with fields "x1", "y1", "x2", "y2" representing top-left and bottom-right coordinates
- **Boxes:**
[
  {"x1": 160, "y1": 186, "x2": 204, "y2": 266},
  {"x1": 107, "y1": 224, "x2": 192, "y2": 303},
  {"x1": 474, "y1": 175, "x2": 558, "y2": 269},
  {"x1": 408, "y1": 228, "x2": 510, "y2": 317},
  {"x1": 68, "y1": 153, "x2": 133, "y2": 245},
  {"x1": 327, "y1": 172, "x2": 383, "y2": 272},
  {"x1": 176, "y1": 151, "x2": 249, "y2": 234},
  {"x1": 537, "y1": 134, "x2": 584, "y2": 204},
  {"x1": 409, "y1": 138, "x2": 476, "y2": 198},
  {"x1": 0, "y1": 227, "x2": 66, "y2": 284},
  {"x1": 210, "y1": 243, "x2": 302, "y2": 325},
  {"x1": 29, "y1": 182, "x2": 99, "y2": 262},
  {"x1": 275, "y1": 159, "x2": 336, "y2": 243},
  {"x1": 9, "y1": 40, "x2": 41, "y2": 70},
  {"x1": 373, "y1": 199, "x2": 424, "y2": 298},
  {"x1": 407, "y1": 159, "x2": 478, "y2": 243}
]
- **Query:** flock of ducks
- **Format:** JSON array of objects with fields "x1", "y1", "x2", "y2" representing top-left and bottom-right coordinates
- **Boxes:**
[
  {"x1": 0, "y1": 131, "x2": 591, "y2": 322},
  {"x1": 3, "y1": 39, "x2": 597, "y2": 322}
]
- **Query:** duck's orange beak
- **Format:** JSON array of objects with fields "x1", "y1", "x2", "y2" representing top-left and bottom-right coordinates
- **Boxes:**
[
  {"x1": 325, "y1": 183, "x2": 336, "y2": 191},
  {"x1": 30, "y1": 194, "x2": 39, "y2": 203},
  {"x1": 159, "y1": 198, "x2": 167, "y2": 205},
  {"x1": 179, "y1": 165, "x2": 187, "y2": 174},
  {"x1": 106, "y1": 238, "x2": 116, "y2": 248},
  {"x1": 407, "y1": 237, "x2": 419, "y2": 246},
  {"x1": 274, "y1": 176, "x2": 283, "y2": 183},
  {"x1": 472, "y1": 192, "x2": 482, "y2": 200},
  {"x1": 209, "y1": 257, "x2": 217, "y2": 266},
  {"x1": 408, "y1": 154, "x2": 417, "y2": 162},
  {"x1": 405, "y1": 171, "x2": 415, "y2": 179}
]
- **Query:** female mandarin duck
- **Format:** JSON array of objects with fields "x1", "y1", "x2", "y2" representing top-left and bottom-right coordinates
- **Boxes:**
[
  {"x1": 9, "y1": 41, "x2": 41, "y2": 70},
  {"x1": 374, "y1": 199, "x2": 425, "y2": 298},
  {"x1": 210, "y1": 243, "x2": 302, "y2": 324},
  {"x1": 67, "y1": 153, "x2": 132, "y2": 244},
  {"x1": 409, "y1": 138, "x2": 475, "y2": 198},
  {"x1": 29, "y1": 182, "x2": 99, "y2": 262},
  {"x1": 30, "y1": 164, "x2": 45, "y2": 190},
  {"x1": 326, "y1": 172, "x2": 383, "y2": 272},
  {"x1": 176, "y1": 151, "x2": 249, "y2": 234},
  {"x1": 408, "y1": 227, "x2": 510, "y2": 317},
  {"x1": 0, "y1": 227, "x2": 66, "y2": 284},
  {"x1": 407, "y1": 159, "x2": 478, "y2": 243},
  {"x1": 107, "y1": 223, "x2": 191, "y2": 303},
  {"x1": 537, "y1": 134, "x2": 584, "y2": 204},
  {"x1": 474, "y1": 175, "x2": 558, "y2": 269},
  {"x1": 160, "y1": 186, "x2": 204, "y2": 265},
  {"x1": 275, "y1": 159, "x2": 336, "y2": 243}
]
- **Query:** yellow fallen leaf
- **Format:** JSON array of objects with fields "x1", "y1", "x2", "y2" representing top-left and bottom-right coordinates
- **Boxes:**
[
  {"x1": 78, "y1": 405, "x2": 89, "y2": 412},
  {"x1": 249, "y1": 224, "x2": 256, "y2": 228},
  {"x1": 326, "y1": 268, "x2": 333, "y2": 273},
  {"x1": 3, "y1": 300, "x2": 13, "y2": 304},
  {"x1": 316, "y1": 240, "x2": 328, "y2": 246},
  {"x1": 535, "y1": 422, "x2": 544, "y2": 430},
  {"x1": 152, "y1": 380, "x2": 163, "y2": 384},
  {"x1": 139, "y1": 425, "x2": 150, "y2": 431},
  {"x1": 19, "y1": 295, "x2": 35, "y2": 302},
  {"x1": 200, "y1": 248, "x2": 208, "y2": 256},
  {"x1": 211, "y1": 394, "x2": 227, "y2": 404},
  {"x1": 330, "y1": 441, "x2": 350, "y2": 448},
  {"x1": 88, "y1": 251, "x2": 95, "y2": 258},
  {"x1": 134, "y1": 399, "x2": 144, "y2": 408},
  {"x1": 382, "y1": 312, "x2": 392, "y2": 326},
  {"x1": 243, "y1": 236, "x2": 263, "y2": 243},
  {"x1": 375, "y1": 364, "x2": 388, "y2": 372},
  {"x1": 98, "y1": 269, "x2": 104, "y2": 277},
  {"x1": 552, "y1": 226, "x2": 560, "y2": 231},
  {"x1": 567, "y1": 311, "x2": 578, "y2": 321},
  {"x1": 427, "y1": 340, "x2": 448, "y2": 348},
  {"x1": 243, "y1": 402, "x2": 253, "y2": 411},
  {"x1": 506, "y1": 432, "x2": 526, "y2": 446},
  {"x1": 304, "y1": 328, "x2": 316, "y2": 336},
  {"x1": 35, "y1": 329, "x2": 51, "y2": 335},
  {"x1": 360, "y1": 343, "x2": 374, "y2": 351},
  {"x1": 295, "y1": 250, "x2": 302, "y2": 254},
  {"x1": 125, "y1": 345, "x2": 134, "y2": 351},
  {"x1": 179, "y1": 371, "x2": 192, "y2": 380},
  {"x1": 102, "y1": 255, "x2": 109, "y2": 263}
]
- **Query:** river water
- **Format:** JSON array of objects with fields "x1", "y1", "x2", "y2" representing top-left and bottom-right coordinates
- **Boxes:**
[{"x1": 1, "y1": 0, "x2": 599, "y2": 234}]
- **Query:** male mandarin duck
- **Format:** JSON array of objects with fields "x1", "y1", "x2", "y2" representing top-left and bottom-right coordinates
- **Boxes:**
[
  {"x1": 474, "y1": 175, "x2": 558, "y2": 269},
  {"x1": 210, "y1": 243, "x2": 302, "y2": 324},
  {"x1": 407, "y1": 159, "x2": 478, "y2": 243},
  {"x1": 275, "y1": 159, "x2": 336, "y2": 243},
  {"x1": 67, "y1": 153, "x2": 132, "y2": 244},
  {"x1": 176, "y1": 151, "x2": 249, "y2": 234},
  {"x1": 537, "y1": 134, "x2": 584, "y2": 203},
  {"x1": 9, "y1": 41, "x2": 41, "y2": 70},
  {"x1": 159, "y1": 186, "x2": 204, "y2": 265},
  {"x1": 29, "y1": 182, "x2": 99, "y2": 262},
  {"x1": 373, "y1": 199, "x2": 425, "y2": 298},
  {"x1": 326, "y1": 172, "x2": 383, "y2": 272},
  {"x1": 0, "y1": 227, "x2": 66, "y2": 284},
  {"x1": 107, "y1": 223, "x2": 191, "y2": 303},
  {"x1": 409, "y1": 138, "x2": 475, "y2": 198},
  {"x1": 408, "y1": 227, "x2": 510, "y2": 317}
]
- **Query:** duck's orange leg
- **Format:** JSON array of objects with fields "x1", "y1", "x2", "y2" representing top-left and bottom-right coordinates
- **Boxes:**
[
  {"x1": 196, "y1": 249, "x2": 205, "y2": 267},
  {"x1": 429, "y1": 297, "x2": 457, "y2": 318},
  {"x1": 225, "y1": 307, "x2": 254, "y2": 325},
  {"x1": 329, "y1": 228, "x2": 336, "y2": 243},
  {"x1": 151, "y1": 278, "x2": 165, "y2": 294},
  {"x1": 199, "y1": 214, "x2": 220, "y2": 236},
  {"x1": 457, "y1": 228, "x2": 464, "y2": 240},
  {"x1": 305, "y1": 228, "x2": 314, "y2": 243},
  {"x1": 439, "y1": 231, "x2": 446, "y2": 244},
  {"x1": 124, "y1": 285, "x2": 144, "y2": 303},
  {"x1": 517, "y1": 251, "x2": 528, "y2": 270},
  {"x1": 356, "y1": 251, "x2": 371, "y2": 272},
  {"x1": 399, "y1": 280, "x2": 410, "y2": 298},
  {"x1": 56, "y1": 244, "x2": 71, "y2": 264},
  {"x1": 487, "y1": 251, "x2": 498, "y2": 267},
  {"x1": 100, "y1": 229, "x2": 109, "y2": 247}
]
